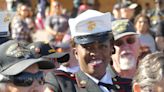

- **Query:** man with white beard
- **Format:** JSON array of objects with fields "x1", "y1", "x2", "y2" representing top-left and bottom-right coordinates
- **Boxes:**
[{"x1": 111, "y1": 19, "x2": 140, "y2": 79}]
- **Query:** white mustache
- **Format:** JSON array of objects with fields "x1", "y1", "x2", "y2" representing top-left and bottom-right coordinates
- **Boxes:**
[{"x1": 119, "y1": 56, "x2": 137, "y2": 70}]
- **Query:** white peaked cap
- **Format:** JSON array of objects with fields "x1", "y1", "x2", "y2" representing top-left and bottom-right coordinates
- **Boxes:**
[{"x1": 69, "y1": 9, "x2": 113, "y2": 38}]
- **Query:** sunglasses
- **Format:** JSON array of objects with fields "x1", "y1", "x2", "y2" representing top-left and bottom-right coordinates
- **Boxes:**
[
  {"x1": 115, "y1": 37, "x2": 136, "y2": 46},
  {"x1": 138, "y1": 20, "x2": 149, "y2": 24},
  {"x1": 21, "y1": 8, "x2": 30, "y2": 12},
  {"x1": 1, "y1": 71, "x2": 45, "y2": 87}
]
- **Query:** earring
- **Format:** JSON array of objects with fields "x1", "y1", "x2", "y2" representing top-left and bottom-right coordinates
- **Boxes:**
[{"x1": 112, "y1": 47, "x2": 115, "y2": 54}]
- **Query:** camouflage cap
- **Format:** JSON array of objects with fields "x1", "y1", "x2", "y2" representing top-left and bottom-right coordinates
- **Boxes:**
[{"x1": 112, "y1": 19, "x2": 137, "y2": 40}]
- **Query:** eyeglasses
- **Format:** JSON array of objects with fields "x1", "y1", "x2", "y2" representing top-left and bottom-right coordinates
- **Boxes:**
[
  {"x1": 115, "y1": 37, "x2": 136, "y2": 46},
  {"x1": 138, "y1": 20, "x2": 149, "y2": 24},
  {"x1": 21, "y1": 8, "x2": 30, "y2": 12},
  {"x1": 1, "y1": 71, "x2": 45, "y2": 87}
]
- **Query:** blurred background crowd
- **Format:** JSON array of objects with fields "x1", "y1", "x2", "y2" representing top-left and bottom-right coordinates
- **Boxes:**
[
  {"x1": 0, "y1": 0, "x2": 162, "y2": 73},
  {"x1": 0, "y1": 0, "x2": 163, "y2": 92},
  {"x1": 0, "y1": 0, "x2": 163, "y2": 51},
  {"x1": 1, "y1": 0, "x2": 163, "y2": 53},
  {"x1": 0, "y1": 0, "x2": 163, "y2": 74}
]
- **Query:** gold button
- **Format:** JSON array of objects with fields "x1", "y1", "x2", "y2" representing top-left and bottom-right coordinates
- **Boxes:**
[
  {"x1": 115, "y1": 84, "x2": 120, "y2": 89},
  {"x1": 113, "y1": 78, "x2": 117, "y2": 81},
  {"x1": 70, "y1": 74, "x2": 74, "y2": 77}
]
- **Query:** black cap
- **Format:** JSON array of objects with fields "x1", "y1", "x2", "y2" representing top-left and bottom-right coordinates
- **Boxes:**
[
  {"x1": 113, "y1": 3, "x2": 121, "y2": 9},
  {"x1": 27, "y1": 41, "x2": 69, "y2": 58},
  {"x1": 121, "y1": 1, "x2": 138, "y2": 9},
  {"x1": 0, "y1": 40, "x2": 54, "y2": 75}
]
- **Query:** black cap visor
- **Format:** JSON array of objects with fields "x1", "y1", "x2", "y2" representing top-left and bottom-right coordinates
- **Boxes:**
[{"x1": 74, "y1": 32, "x2": 111, "y2": 44}]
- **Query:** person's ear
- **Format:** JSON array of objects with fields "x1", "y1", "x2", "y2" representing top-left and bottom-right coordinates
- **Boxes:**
[
  {"x1": 133, "y1": 83, "x2": 141, "y2": 92},
  {"x1": 72, "y1": 48, "x2": 78, "y2": 59}
]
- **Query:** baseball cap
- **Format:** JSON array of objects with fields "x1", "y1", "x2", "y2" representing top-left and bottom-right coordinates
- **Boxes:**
[
  {"x1": 121, "y1": 1, "x2": 138, "y2": 9},
  {"x1": 27, "y1": 41, "x2": 69, "y2": 59},
  {"x1": 78, "y1": 4, "x2": 90, "y2": 14},
  {"x1": 0, "y1": 40, "x2": 55, "y2": 75},
  {"x1": 113, "y1": 3, "x2": 121, "y2": 10},
  {"x1": 112, "y1": 19, "x2": 137, "y2": 40},
  {"x1": 69, "y1": 9, "x2": 113, "y2": 44}
]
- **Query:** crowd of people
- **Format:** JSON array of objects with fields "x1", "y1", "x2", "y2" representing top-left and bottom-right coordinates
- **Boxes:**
[{"x1": 0, "y1": 0, "x2": 163, "y2": 92}]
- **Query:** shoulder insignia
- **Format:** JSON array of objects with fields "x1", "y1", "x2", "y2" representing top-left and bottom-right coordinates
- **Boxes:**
[
  {"x1": 80, "y1": 80, "x2": 87, "y2": 85},
  {"x1": 75, "y1": 77, "x2": 87, "y2": 88},
  {"x1": 54, "y1": 70, "x2": 76, "y2": 80}
]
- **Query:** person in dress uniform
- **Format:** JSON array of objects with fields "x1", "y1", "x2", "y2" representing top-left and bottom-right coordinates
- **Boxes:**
[{"x1": 44, "y1": 9, "x2": 132, "y2": 92}]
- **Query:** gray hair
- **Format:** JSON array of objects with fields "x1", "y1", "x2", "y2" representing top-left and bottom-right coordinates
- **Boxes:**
[
  {"x1": 0, "y1": 83, "x2": 7, "y2": 92},
  {"x1": 133, "y1": 52, "x2": 164, "y2": 92},
  {"x1": 0, "y1": 74, "x2": 9, "y2": 92}
]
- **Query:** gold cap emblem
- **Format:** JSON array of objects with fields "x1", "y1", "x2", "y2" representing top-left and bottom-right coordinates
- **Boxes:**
[
  {"x1": 4, "y1": 13, "x2": 11, "y2": 22},
  {"x1": 87, "y1": 21, "x2": 96, "y2": 31}
]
